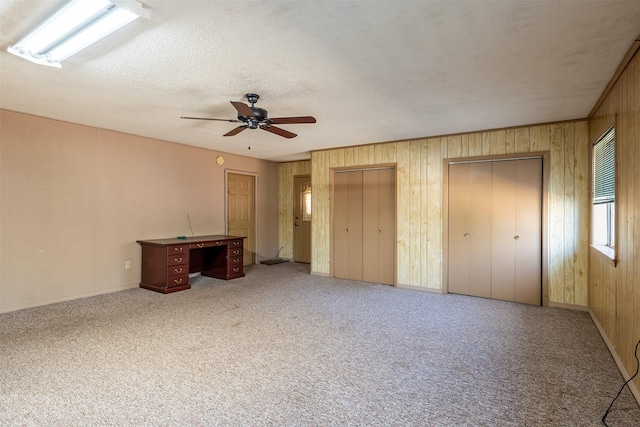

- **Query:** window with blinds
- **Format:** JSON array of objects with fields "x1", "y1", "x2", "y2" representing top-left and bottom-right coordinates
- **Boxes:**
[
  {"x1": 593, "y1": 127, "x2": 615, "y2": 205},
  {"x1": 592, "y1": 126, "x2": 615, "y2": 249}
]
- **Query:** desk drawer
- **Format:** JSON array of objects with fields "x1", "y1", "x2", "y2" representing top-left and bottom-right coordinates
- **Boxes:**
[
  {"x1": 228, "y1": 265, "x2": 244, "y2": 278},
  {"x1": 167, "y1": 245, "x2": 188, "y2": 255},
  {"x1": 167, "y1": 265, "x2": 187, "y2": 277},
  {"x1": 168, "y1": 275, "x2": 189, "y2": 288},
  {"x1": 229, "y1": 239, "x2": 243, "y2": 248},
  {"x1": 190, "y1": 241, "x2": 219, "y2": 249},
  {"x1": 229, "y1": 247, "x2": 242, "y2": 257},
  {"x1": 227, "y1": 256, "x2": 243, "y2": 267},
  {"x1": 167, "y1": 254, "x2": 189, "y2": 266}
]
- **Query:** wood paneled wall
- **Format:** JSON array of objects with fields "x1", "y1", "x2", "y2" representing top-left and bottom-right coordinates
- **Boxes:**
[
  {"x1": 308, "y1": 121, "x2": 590, "y2": 306},
  {"x1": 589, "y1": 48, "x2": 639, "y2": 393},
  {"x1": 278, "y1": 160, "x2": 311, "y2": 259}
]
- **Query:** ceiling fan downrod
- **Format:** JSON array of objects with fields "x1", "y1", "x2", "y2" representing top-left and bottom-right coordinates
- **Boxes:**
[{"x1": 245, "y1": 93, "x2": 259, "y2": 107}]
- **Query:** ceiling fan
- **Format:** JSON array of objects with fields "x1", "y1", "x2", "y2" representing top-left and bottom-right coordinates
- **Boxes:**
[{"x1": 181, "y1": 93, "x2": 316, "y2": 139}]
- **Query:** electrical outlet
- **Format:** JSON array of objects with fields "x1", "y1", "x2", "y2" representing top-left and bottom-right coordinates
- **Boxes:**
[{"x1": 125, "y1": 260, "x2": 131, "y2": 269}]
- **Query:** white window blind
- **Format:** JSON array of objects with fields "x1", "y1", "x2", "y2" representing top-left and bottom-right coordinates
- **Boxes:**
[{"x1": 593, "y1": 127, "x2": 615, "y2": 205}]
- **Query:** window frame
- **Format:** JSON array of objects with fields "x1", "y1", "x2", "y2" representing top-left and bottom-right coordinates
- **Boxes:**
[{"x1": 590, "y1": 124, "x2": 617, "y2": 265}]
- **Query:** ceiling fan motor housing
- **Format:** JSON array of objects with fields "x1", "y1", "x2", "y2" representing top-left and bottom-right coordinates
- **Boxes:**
[{"x1": 238, "y1": 107, "x2": 267, "y2": 128}]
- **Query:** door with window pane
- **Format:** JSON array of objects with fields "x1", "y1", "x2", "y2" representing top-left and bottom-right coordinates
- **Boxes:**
[{"x1": 293, "y1": 175, "x2": 312, "y2": 263}]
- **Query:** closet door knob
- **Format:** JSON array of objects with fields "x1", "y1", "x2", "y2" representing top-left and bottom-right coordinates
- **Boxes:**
[
  {"x1": 464, "y1": 233, "x2": 470, "y2": 238},
  {"x1": 514, "y1": 235, "x2": 520, "y2": 240},
  {"x1": 344, "y1": 228, "x2": 349, "y2": 232},
  {"x1": 377, "y1": 230, "x2": 381, "y2": 234}
]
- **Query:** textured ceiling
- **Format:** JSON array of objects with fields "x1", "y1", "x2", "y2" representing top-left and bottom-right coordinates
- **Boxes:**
[{"x1": 1, "y1": 1, "x2": 640, "y2": 162}]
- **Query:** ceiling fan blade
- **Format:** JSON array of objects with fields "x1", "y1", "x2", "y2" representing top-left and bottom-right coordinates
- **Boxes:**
[
  {"x1": 181, "y1": 116, "x2": 241, "y2": 122},
  {"x1": 224, "y1": 125, "x2": 247, "y2": 137},
  {"x1": 230, "y1": 101, "x2": 254, "y2": 118},
  {"x1": 269, "y1": 116, "x2": 316, "y2": 124},
  {"x1": 263, "y1": 125, "x2": 297, "y2": 139}
]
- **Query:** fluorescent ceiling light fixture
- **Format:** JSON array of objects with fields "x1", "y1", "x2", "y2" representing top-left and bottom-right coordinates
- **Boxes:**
[{"x1": 7, "y1": 0, "x2": 148, "y2": 68}]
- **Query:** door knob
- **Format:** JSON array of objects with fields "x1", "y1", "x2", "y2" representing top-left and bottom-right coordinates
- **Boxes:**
[
  {"x1": 295, "y1": 223, "x2": 299, "y2": 226},
  {"x1": 344, "y1": 228, "x2": 349, "y2": 232},
  {"x1": 514, "y1": 235, "x2": 520, "y2": 239},
  {"x1": 463, "y1": 233, "x2": 470, "y2": 238},
  {"x1": 377, "y1": 230, "x2": 381, "y2": 234}
]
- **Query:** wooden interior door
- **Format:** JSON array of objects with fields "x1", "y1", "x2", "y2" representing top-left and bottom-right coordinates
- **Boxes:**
[
  {"x1": 333, "y1": 170, "x2": 363, "y2": 281},
  {"x1": 447, "y1": 158, "x2": 541, "y2": 305},
  {"x1": 491, "y1": 161, "x2": 518, "y2": 301},
  {"x1": 333, "y1": 171, "x2": 351, "y2": 279},
  {"x1": 334, "y1": 168, "x2": 395, "y2": 283},
  {"x1": 346, "y1": 171, "x2": 363, "y2": 280},
  {"x1": 362, "y1": 168, "x2": 395, "y2": 285},
  {"x1": 491, "y1": 159, "x2": 542, "y2": 304},
  {"x1": 468, "y1": 162, "x2": 493, "y2": 298},
  {"x1": 514, "y1": 159, "x2": 542, "y2": 305},
  {"x1": 448, "y1": 163, "x2": 492, "y2": 297},
  {"x1": 448, "y1": 163, "x2": 471, "y2": 295},
  {"x1": 227, "y1": 173, "x2": 255, "y2": 265},
  {"x1": 293, "y1": 175, "x2": 312, "y2": 263},
  {"x1": 333, "y1": 171, "x2": 362, "y2": 280}
]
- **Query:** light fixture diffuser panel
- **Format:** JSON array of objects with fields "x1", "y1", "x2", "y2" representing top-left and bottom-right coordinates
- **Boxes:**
[{"x1": 7, "y1": 0, "x2": 146, "y2": 67}]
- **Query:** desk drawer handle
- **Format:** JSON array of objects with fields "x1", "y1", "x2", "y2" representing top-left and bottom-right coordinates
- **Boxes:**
[
  {"x1": 197, "y1": 243, "x2": 205, "y2": 248},
  {"x1": 233, "y1": 241, "x2": 240, "y2": 246},
  {"x1": 232, "y1": 267, "x2": 240, "y2": 273},
  {"x1": 174, "y1": 267, "x2": 183, "y2": 273},
  {"x1": 232, "y1": 249, "x2": 241, "y2": 256},
  {"x1": 174, "y1": 247, "x2": 183, "y2": 252},
  {"x1": 174, "y1": 278, "x2": 183, "y2": 285},
  {"x1": 174, "y1": 257, "x2": 183, "y2": 263},
  {"x1": 232, "y1": 258, "x2": 240, "y2": 264},
  {"x1": 215, "y1": 241, "x2": 223, "y2": 245}
]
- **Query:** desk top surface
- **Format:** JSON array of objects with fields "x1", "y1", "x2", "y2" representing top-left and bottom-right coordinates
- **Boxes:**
[{"x1": 137, "y1": 235, "x2": 245, "y2": 246}]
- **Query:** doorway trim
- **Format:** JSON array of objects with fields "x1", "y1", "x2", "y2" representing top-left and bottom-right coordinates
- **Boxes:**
[
  {"x1": 442, "y1": 152, "x2": 550, "y2": 306},
  {"x1": 225, "y1": 169, "x2": 258, "y2": 265}
]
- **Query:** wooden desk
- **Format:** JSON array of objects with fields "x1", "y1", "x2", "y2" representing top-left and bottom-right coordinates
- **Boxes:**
[{"x1": 137, "y1": 235, "x2": 245, "y2": 294}]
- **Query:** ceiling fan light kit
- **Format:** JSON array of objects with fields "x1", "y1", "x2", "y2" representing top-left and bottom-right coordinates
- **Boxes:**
[{"x1": 181, "y1": 93, "x2": 316, "y2": 139}]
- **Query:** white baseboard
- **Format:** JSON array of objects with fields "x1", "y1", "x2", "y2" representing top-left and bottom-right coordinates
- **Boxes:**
[{"x1": 588, "y1": 309, "x2": 640, "y2": 405}]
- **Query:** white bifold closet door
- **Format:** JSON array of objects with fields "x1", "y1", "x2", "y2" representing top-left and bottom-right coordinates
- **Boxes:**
[
  {"x1": 334, "y1": 168, "x2": 395, "y2": 285},
  {"x1": 448, "y1": 159, "x2": 542, "y2": 305}
]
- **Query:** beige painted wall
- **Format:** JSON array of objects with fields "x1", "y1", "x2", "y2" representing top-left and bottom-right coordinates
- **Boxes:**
[
  {"x1": 309, "y1": 121, "x2": 590, "y2": 306},
  {"x1": 588, "y1": 48, "x2": 640, "y2": 393},
  {"x1": 0, "y1": 110, "x2": 279, "y2": 313}
]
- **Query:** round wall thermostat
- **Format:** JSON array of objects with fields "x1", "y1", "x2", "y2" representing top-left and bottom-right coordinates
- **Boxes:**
[{"x1": 216, "y1": 155, "x2": 225, "y2": 166}]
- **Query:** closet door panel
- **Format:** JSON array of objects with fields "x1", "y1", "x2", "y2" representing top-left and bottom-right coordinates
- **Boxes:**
[
  {"x1": 334, "y1": 168, "x2": 395, "y2": 284},
  {"x1": 347, "y1": 171, "x2": 363, "y2": 280},
  {"x1": 448, "y1": 164, "x2": 470, "y2": 295},
  {"x1": 491, "y1": 161, "x2": 517, "y2": 302},
  {"x1": 377, "y1": 168, "x2": 395, "y2": 285},
  {"x1": 515, "y1": 159, "x2": 542, "y2": 305},
  {"x1": 468, "y1": 162, "x2": 493, "y2": 298},
  {"x1": 362, "y1": 170, "x2": 379, "y2": 283},
  {"x1": 333, "y1": 172, "x2": 350, "y2": 279}
]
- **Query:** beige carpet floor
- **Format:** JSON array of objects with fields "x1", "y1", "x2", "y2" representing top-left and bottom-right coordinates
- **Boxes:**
[{"x1": 1, "y1": 262, "x2": 638, "y2": 426}]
